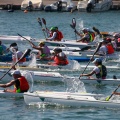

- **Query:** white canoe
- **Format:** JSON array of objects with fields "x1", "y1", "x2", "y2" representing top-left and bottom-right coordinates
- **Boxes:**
[
  {"x1": 1, "y1": 69, "x2": 120, "y2": 85},
  {"x1": 0, "y1": 35, "x2": 32, "y2": 44},
  {"x1": 0, "y1": 90, "x2": 23, "y2": 97},
  {"x1": 0, "y1": 61, "x2": 120, "y2": 72},
  {"x1": 0, "y1": 90, "x2": 103, "y2": 98},
  {"x1": 24, "y1": 91, "x2": 120, "y2": 109},
  {"x1": 44, "y1": 40, "x2": 94, "y2": 49},
  {"x1": 0, "y1": 69, "x2": 63, "y2": 82}
]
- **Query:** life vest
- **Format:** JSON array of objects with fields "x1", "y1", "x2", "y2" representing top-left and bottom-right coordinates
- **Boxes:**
[
  {"x1": 14, "y1": 76, "x2": 29, "y2": 93},
  {"x1": 57, "y1": 30, "x2": 63, "y2": 41},
  {"x1": 13, "y1": 57, "x2": 26, "y2": 63},
  {"x1": 54, "y1": 55, "x2": 69, "y2": 65},
  {"x1": 96, "y1": 65, "x2": 107, "y2": 79},
  {"x1": 89, "y1": 32, "x2": 95, "y2": 42},
  {"x1": 106, "y1": 44, "x2": 114, "y2": 54},
  {"x1": 50, "y1": 31, "x2": 63, "y2": 41}
]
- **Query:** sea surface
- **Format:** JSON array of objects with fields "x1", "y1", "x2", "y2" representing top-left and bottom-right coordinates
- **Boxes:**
[{"x1": 0, "y1": 10, "x2": 120, "y2": 120}]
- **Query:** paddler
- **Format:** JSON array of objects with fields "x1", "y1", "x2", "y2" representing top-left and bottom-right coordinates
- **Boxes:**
[
  {"x1": 0, "y1": 70, "x2": 29, "y2": 93},
  {"x1": 80, "y1": 58, "x2": 107, "y2": 79},
  {"x1": 30, "y1": 41, "x2": 51, "y2": 60},
  {"x1": 75, "y1": 28, "x2": 95, "y2": 43},
  {"x1": 47, "y1": 47, "x2": 69, "y2": 66},
  {"x1": 46, "y1": 27, "x2": 63, "y2": 41}
]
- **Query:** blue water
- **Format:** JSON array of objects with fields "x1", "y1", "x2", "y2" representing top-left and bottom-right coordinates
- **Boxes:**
[{"x1": 0, "y1": 10, "x2": 120, "y2": 120}]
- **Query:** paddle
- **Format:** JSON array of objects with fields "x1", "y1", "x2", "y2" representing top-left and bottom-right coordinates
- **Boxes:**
[
  {"x1": 42, "y1": 18, "x2": 49, "y2": 37},
  {"x1": 0, "y1": 49, "x2": 31, "y2": 81},
  {"x1": 37, "y1": 17, "x2": 46, "y2": 39},
  {"x1": 17, "y1": 33, "x2": 33, "y2": 44},
  {"x1": 92, "y1": 27, "x2": 102, "y2": 38},
  {"x1": 70, "y1": 18, "x2": 77, "y2": 41},
  {"x1": 79, "y1": 42, "x2": 102, "y2": 79},
  {"x1": 106, "y1": 84, "x2": 120, "y2": 101}
]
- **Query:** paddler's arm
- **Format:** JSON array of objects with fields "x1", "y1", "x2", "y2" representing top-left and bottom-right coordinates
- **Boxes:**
[
  {"x1": 112, "y1": 92, "x2": 120, "y2": 95},
  {"x1": 46, "y1": 32, "x2": 57, "y2": 41},
  {"x1": 0, "y1": 80, "x2": 15, "y2": 88},
  {"x1": 80, "y1": 71, "x2": 95, "y2": 77}
]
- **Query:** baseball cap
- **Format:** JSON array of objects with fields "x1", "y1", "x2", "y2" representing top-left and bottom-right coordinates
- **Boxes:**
[
  {"x1": 38, "y1": 41, "x2": 45, "y2": 45},
  {"x1": 92, "y1": 58, "x2": 102, "y2": 63},
  {"x1": 11, "y1": 70, "x2": 21, "y2": 75}
]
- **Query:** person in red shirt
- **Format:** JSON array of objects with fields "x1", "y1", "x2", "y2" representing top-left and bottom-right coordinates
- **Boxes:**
[{"x1": 0, "y1": 70, "x2": 29, "y2": 93}]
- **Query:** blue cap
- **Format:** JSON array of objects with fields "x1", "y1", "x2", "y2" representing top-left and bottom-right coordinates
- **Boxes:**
[{"x1": 92, "y1": 58, "x2": 102, "y2": 63}]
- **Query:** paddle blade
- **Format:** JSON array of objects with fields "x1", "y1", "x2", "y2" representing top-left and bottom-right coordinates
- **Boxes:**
[
  {"x1": 72, "y1": 18, "x2": 76, "y2": 28},
  {"x1": 94, "y1": 42, "x2": 102, "y2": 55},
  {"x1": 19, "y1": 49, "x2": 31, "y2": 61},
  {"x1": 70, "y1": 24, "x2": 75, "y2": 29},
  {"x1": 42, "y1": 18, "x2": 46, "y2": 25},
  {"x1": 105, "y1": 96, "x2": 110, "y2": 101},
  {"x1": 37, "y1": 17, "x2": 42, "y2": 27}
]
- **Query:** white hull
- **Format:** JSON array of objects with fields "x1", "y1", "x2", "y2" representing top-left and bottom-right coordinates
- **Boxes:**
[
  {"x1": 0, "y1": 69, "x2": 63, "y2": 82},
  {"x1": 21, "y1": 0, "x2": 43, "y2": 11},
  {"x1": 0, "y1": 35, "x2": 32, "y2": 44},
  {"x1": 0, "y1": 90, "x2": 23, "y2": 97},
  {"x1": 24, "y1": 91, "x2": 120, "y2": 108},
  {"x1": 1, "y1": 69, "x2": 120, "y2": 85},
  {"x1": 77, "y1": 0, "x2": 112, "y2": 12}
]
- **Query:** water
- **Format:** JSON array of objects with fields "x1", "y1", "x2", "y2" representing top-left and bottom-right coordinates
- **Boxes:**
[{"x1": 0, "y1": 10, "x2": 120, "y2": 119}]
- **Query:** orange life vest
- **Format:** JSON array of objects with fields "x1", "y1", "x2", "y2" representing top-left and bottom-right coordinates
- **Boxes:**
[
  {"x1": 14, "y1": 76, "x2": 29, "y2": 93},
  {"x1": 54, "y1": 56, "x2": 69, "y2": 65},
  {"x1": 106, "y1": 44, "x2": 114, "y2": 54},
  {"x1": 13, "y1": 57, "x2": 26, "y2": 63},
  {"x1": 50, "y1": 31, "x2": 63, "y2": 41}
]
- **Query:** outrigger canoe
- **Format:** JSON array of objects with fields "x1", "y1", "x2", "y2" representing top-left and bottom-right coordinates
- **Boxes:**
[
  {"x1": 0, "y1": 90, "x2": 23, "y2": 97},
  {"x1": 24, "y1": 91, "x2": 120, "y2": 109},
  {"x1": 0, "y1": 90, "x2": 104, "y2": 99},
  {"x1": 1, "y1": 69, "x2": 120, "y2": 85}
]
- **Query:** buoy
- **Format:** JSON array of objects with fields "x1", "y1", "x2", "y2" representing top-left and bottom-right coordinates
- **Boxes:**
[{"x1": 24, "y1": 10, "x2": 28, "y2": 13}]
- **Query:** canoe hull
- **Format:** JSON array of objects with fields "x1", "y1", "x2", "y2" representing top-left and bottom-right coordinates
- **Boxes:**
[{"x1": 24, "y1": 91, "x2": 120, "y2": 108}]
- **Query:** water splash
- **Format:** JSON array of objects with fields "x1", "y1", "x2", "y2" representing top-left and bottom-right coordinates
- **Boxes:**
[
  {"x1": 63, "y1": 76, "x2": 86, "y2": 93},
  {"x1": 63, "y1": 60, "x2": 81, "y2": 70},
  {"x1": 79, "y1": 20, "x2": 84, "y2": 30},
  {"x1": 28, "y1": 53, "x2": 37, "y2": 67}
]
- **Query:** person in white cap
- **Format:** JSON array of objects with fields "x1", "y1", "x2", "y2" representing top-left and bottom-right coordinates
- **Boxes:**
[
  {"x1": 0, "y1": 70, "x2": 29, "y2": 93},
  {"x1": 80, "y1": 58, "x2": 107, "y2": 79}
]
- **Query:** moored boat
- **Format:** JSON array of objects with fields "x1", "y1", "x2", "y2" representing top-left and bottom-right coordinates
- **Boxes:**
[
  {"x1": 44, "y1": 0, "x2": 77, "y2": 12},
  {"x1": 77, "y1": 0, "x2": 112, "y2": 12},
  {"x1": 21, "y1": 0, "x2": 43, "y2": 11}
]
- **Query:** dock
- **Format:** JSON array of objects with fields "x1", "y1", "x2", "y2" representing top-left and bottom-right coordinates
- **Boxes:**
[{"x1": 0, "y1": 0, "x2": 120, "y2": 10}]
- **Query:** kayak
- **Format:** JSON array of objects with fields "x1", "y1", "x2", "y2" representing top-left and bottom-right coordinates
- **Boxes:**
[
  {"x1": 0, "y1": 90, "x2": 23, "y2": 97},
  {"x1": 0, "y1": 35, "x2": 31, "y2": 44},
  {"x1": 24, "y1": 91, "x2": 120, "y2": 109},
  {"x1": 0, "y1": 54, "x2": 31, "y2": 62},
  {"x1": 1, "y1": 69, "x2": 120, "y2": 85},
  {"x1": 0, "y1": 90, "x2": 103, "y2": 99},
  {"x1": 0, "y1": 69, "x2": 63, "y2": 82},
  {"x1": 44, "y1": 40, "x2": 94, "y2": 49}
]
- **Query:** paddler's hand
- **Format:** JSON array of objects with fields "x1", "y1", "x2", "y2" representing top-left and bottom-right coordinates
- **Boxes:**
[
  {"x1": 80, "y1": 74, "x2": 84, "y2": 77},
  {"x1": 42, "y1": 28, "x2": 45, "y2": 31}
]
